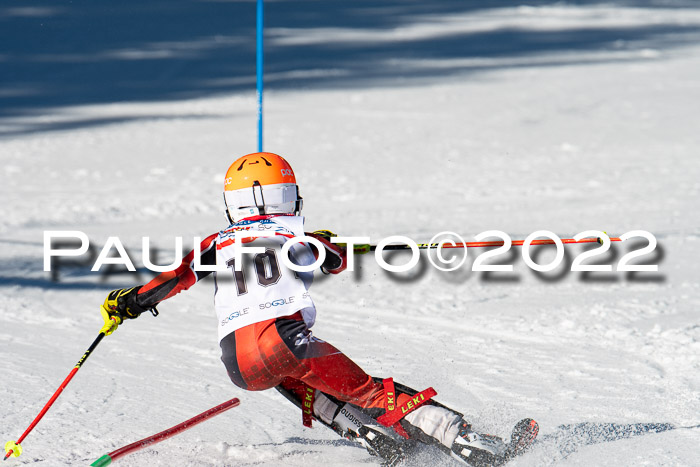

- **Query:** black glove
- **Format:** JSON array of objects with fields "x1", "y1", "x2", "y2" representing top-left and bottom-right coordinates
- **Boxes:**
[{"x1": 101, "y1": 286, "x2": 156, "y2": 323}]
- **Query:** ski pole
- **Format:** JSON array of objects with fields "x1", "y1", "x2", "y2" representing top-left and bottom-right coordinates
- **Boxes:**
[
  {"x1": 90, "y1": 398, "x2": 241, "y2": 466},
  {"x1": 4, "y1": 333, "x2": 106, "y2": 460},
  {"x1": 4, "y1": 313, "x2": 119, "y2": 461},
  {"x1": 353, "y1": 235, "x2": 621, "y2": 253}
]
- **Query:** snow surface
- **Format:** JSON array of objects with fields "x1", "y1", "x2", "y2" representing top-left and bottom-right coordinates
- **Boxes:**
[{"x1": 1, "y1": 1, "x2": 699, "y2": 466}]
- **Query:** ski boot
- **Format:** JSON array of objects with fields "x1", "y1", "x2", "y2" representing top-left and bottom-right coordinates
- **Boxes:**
[
  {"x1": 332, "y1": 403, "x2": 416, "y2": 466},
  {"x1": 451, "y1": 418, "x2": 539, "y2": 466},
  {"x1": 450, "y1": 420, "x2": 508, "y2": 466}
]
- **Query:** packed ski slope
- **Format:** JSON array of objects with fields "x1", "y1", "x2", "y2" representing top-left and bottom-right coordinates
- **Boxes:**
[{"x1": 1, "y1": 2, "x2": 699, "y2": 466}]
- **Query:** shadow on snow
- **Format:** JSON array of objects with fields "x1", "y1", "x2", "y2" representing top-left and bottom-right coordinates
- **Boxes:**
[{"x1": 2, "y1": 0, "x2": 700, "y2": 134}]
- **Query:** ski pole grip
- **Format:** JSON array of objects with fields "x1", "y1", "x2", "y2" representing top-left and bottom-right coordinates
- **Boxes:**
[{"x1": 99, "y1": 306, "x2": 120, "y2": 336}]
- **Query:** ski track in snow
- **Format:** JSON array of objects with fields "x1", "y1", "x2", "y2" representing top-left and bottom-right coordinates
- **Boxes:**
[{"x1": 1, "y1": 2, "x2": 699, "y2": 466}]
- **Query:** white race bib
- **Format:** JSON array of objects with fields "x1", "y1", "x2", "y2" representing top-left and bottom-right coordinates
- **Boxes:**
[{"x1": 213, "y1": 216, "x2": 316, "y2": 341}]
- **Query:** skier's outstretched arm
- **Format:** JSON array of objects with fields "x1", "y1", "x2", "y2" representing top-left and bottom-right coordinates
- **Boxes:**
[{"x1": 101, "y1": 233, "x2": 218, "y2": 323}]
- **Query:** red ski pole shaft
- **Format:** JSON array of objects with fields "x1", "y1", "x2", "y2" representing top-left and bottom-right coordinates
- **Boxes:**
[
  {"x1": 433, "y1": 236, "x2": 621, "y2": 249},
  {"x1": 4, "y1": 331, "x2": 107, "y2": 461},
  {"x1": 90, "y1": 398, "x2": 241, "y2": 466},
  {"x1": 365, "y1": 236, "x2": 621, "y2": 252}
]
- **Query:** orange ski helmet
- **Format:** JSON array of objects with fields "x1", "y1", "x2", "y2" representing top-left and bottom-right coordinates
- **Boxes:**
[{"x1": 223, "y1": 152, "x2": 303, "y2": 222}]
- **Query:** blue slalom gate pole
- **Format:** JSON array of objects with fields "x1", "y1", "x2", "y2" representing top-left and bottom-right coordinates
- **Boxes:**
[{"x1": 256, "y1": 0, "x2": 264, "y2": 152}]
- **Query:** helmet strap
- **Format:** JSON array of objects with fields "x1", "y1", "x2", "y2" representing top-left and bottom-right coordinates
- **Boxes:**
[{"x1": 252, "y1": 181, "x2": 266, "y2": 215}]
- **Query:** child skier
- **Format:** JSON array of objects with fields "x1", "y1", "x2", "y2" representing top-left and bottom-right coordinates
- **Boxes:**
[{"x1": 100, "y1": 152, "x2": 537, "y2": 466}]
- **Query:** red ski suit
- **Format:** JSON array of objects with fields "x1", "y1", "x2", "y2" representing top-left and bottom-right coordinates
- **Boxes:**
[
  {"x1": 135, "y1": 220, "x2": 390, "y2": 409},
  {"x1": 134, "y1": 216, "x2": 460, "y2": 446}
]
